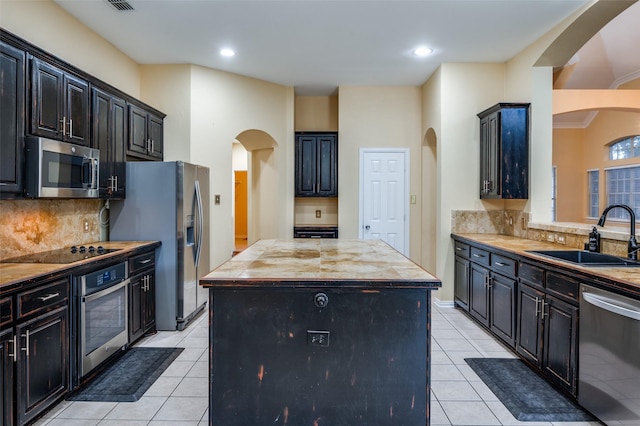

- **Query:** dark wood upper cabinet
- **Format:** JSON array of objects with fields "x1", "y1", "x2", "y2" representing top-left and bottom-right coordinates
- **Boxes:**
[
  {"x1": 30, "y1": 57, "x2": 89, "y2": 146},
  {"x1": 0, "y1": 40, "x2": 26, "y2": 198},
  {"x1": 478, "y1": 103, "x2": 530, "y2": 199},
  {"x1": 295, "y1": 132, "x2": 337, "y2": 197},
  {"x1": 92, "y1": 87, "x2": 127, "y2": 198},
  {"x1": 127, "y1": 104, "x2": 164, "y2": 160}
]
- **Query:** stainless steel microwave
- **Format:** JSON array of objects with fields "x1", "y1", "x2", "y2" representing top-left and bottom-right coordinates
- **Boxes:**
[{"x1": 25, "y1": 137, "x2": 99, "y2": 198}]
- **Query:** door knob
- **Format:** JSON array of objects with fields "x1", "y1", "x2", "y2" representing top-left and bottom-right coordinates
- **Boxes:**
[{"x1": 365, "y1": 225, "x2": 370, "y2": 230}]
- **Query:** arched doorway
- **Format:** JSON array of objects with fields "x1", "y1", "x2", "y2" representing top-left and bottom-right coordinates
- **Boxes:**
[{"x1": 233, "y1": 129, "x2": 278, "y2": 254}]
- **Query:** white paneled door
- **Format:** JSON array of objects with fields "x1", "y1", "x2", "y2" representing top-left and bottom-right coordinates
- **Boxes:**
[{"x1": 360, "y1": 149, "x2": 409, "y2": 255}]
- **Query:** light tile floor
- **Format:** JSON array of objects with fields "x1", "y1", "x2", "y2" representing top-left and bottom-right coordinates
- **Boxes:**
[{"x1": 33, "y1": 303, "x2": 605, "y2": 426}]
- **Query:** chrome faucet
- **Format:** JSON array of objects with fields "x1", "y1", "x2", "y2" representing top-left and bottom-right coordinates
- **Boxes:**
[{"x1": 597, "y1": 204, "x2": 639, "y2": 260}]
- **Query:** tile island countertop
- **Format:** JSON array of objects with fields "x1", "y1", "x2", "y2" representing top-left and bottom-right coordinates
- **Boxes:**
[
  {"x1": 200, "y1": 238, "x2": 441, "y2": 288},
  {"x1": 201, "y1": 238, "x2": 440, "y2": 425}
]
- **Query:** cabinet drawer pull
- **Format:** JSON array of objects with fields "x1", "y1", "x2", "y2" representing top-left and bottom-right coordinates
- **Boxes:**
[
  {"x1": 495, "y1": 261, "x2": 508, "y2": 267},
  {"x1": 38, "y1": 292, "x2": 60, "y2": 302},
  {"x1": 472, "y1": 253, "x2": 486, "y2": 258},
  {"x1": 138, "y1": 258, "x2": 152, "y2": 264},
  {"x1": 456, "y1": 247, "x2": 464, "y2": 251}
]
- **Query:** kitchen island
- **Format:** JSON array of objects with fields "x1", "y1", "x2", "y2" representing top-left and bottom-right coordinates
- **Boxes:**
[{"x1": 200, "y1": 239, "x2": 441, "y2": 425}]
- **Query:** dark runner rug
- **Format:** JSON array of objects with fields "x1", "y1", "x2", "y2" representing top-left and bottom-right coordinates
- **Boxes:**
[
  {"x1": 465, "y1": 358, "x2": 595, "y2": 422},
  {"x1": 68, "y1": 347, "x2": 184, "y2": 402}
]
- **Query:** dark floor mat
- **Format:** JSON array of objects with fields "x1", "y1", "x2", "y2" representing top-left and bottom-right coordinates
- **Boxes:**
[
  {"x1": 68, "y1": 347, "x2": 184, "y2": 402},
  {"x1": 465, "y1": 358, "x2": 596, "y2": 422}
]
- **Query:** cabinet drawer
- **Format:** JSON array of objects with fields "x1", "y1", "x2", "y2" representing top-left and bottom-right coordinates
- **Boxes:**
[
  {"x1": 454, "y1": 241, "x2": 470, "y2": 258},
  {"x1": 17, "y1": 278, "x2": 69, "y2": 319},
  {"x1": 470, "y1": 247, "x2": 490, "y2": 266},
  {"x1": 546, "y1": 272, "x2": 579, "y2": 303},
  {"x1": 130, "y1": 251, "x2": 155, "y2": 274},
  {"x1": 519, "y1": 262, "x2": 545, "y2": 289},
  {"x1": 490, "y1": 253, "x2": 516, "y2": 277},
  {"x1": 0, "y1": 297, "x2": 12, "y2": 329}
]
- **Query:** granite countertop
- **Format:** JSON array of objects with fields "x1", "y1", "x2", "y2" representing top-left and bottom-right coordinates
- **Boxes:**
[
  {"x1": 201, "y1": 239, "x2": 441, "y2": 289},
  {"x1": 453, "y1": 233, "x2": 640, "y2": 291},
  {"x1": 0, "y1": 241, "x2": 160, "y2": 291}
]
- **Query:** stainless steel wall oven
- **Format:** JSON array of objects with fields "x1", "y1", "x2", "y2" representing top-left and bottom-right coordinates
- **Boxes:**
[{"x1": 76, "y1": 261, "x2": 129, "y2": 379}]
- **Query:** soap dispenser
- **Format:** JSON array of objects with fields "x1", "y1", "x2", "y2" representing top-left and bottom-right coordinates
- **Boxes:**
[{"x1": 586, "y1": 226, "x2": 601, "y2": 252}]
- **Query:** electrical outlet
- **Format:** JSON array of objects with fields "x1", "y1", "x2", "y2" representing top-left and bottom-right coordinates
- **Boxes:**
[
  {"x1": 307, "y1": 330, "x2": 330, "y2": 347},
  {"x1": 557, "y1": 235, "x2": 566, "y2": 244},
  {"x1": 83, "y1": 220, "x2": 89, "y2": 232},
  {"x1": 316, "y1": 210, "x2": 321, "y2": 218},
  {"x1": 411, "y1": 195, "x2": 417, "y2": 204}
]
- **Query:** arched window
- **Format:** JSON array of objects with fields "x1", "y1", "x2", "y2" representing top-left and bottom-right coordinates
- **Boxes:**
[{"x1": 609, "y1": 136, "x2": 640, "y2": 160}]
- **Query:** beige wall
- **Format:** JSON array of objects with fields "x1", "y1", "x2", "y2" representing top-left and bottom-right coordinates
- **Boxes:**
[
  {"x1": 0, "y1": 0, "x2": 141, "y2": 98},
  {"x1": 553, "y1": 128, "x2": 586, "y2": 222},
  {"x1": 295, "y1": 96, "x2": 338, "y2": 131},
  {"x1": 554, "y1": 110, "x2": 640, "y2": 222},
  {"x1": 338, "y1": 86, "x2": 423, "y2": 261}
]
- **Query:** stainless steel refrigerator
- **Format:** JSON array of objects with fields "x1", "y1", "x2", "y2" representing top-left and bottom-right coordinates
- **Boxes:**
[{"x1": 110, "y1": 161, "x2": 210, "y2": 331}]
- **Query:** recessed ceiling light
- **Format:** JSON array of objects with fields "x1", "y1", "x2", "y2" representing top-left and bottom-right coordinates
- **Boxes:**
[
  {"x1": 413, "y1": 47, "x2": 433, "y2": 57},
  {"x1": 220, "y1": 48, "x2": 235, "y2": 57}
]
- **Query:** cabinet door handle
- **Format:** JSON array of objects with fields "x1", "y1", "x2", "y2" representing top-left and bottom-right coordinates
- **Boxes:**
[
  {"x1": 535, "y1": 297, "x2": 541, "y2": 317},
  {"x1": 541, "y1": 301, "x2": 549, "y2": 318},
  {"x1": 9, "y1": 338, "x2": 17, "y2": 362},
  {"x1": 21, "y1": 331, "x2": 30, "y2": 357},
  {"x1": 60, "y1": 116, "x2": 67, "y2": 135},
  {"x1": 69, "y1": 119, "x2": 74, "y2": 138},
  {"x1": 38, "y1": 292, "x2": 60, "y2": 302},
  {"x1": 114, "y1": 175, "x2": 118, "y2": 191}
]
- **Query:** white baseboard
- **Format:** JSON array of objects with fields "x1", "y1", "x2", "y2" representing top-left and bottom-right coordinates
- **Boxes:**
[{"x1": 433, "y1": 298, "x2": 455, "y2": 309}]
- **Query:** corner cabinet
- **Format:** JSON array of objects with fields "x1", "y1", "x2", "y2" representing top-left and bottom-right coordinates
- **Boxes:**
[
  {"x1": 295, "y1": 133, "x2": 337, "y2": 197},
  {"x1": 92, "y1": 87, "x2": 127, "y2": 199},
  {"x1": 478, "y1": 103, "x2": 529, "y2": 199},
  {"x1": 127, "y1": 104, "x2": 164, "y2": 161},
  {"x1": 0, "y1": 40, "x2": 26, "y2": 198}
]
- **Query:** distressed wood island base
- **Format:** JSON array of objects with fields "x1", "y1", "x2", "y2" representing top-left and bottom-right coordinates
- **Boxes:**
[{"x1": 200, "y1": 239, "x2": 441, "y2": 425}]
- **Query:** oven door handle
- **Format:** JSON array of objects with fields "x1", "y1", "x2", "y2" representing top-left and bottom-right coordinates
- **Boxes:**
[{"x1": 82, "y1": 278, "x2": 130, "y2": 303}]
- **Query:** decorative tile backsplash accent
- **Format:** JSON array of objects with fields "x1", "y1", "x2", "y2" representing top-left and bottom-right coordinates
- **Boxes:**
[
  {"x1": 0, "y1": 199, "x2": 101, "y2": 260},
  {"x1": 451, "y1": 209, "x2": 530, "y2": 238}
]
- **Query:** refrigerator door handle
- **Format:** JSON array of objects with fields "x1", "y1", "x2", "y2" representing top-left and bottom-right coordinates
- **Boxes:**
[{"x1": 194, "y1": 179, "x2": 204, "y2": 269}]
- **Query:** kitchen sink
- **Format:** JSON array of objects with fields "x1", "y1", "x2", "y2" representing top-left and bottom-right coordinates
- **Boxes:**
[{"x1": 526, "y1": 250, "x2": 640, "y2": 267}]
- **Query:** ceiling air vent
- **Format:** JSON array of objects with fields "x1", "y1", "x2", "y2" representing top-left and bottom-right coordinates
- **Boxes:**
[{"x1": 106, "y1": 0, "x2": 134, "y2": 11}]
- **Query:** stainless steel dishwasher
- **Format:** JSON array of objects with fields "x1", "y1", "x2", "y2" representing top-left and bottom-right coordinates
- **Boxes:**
[{"x1": 579, "y1": 284, "x2": 640, "y2": 424}]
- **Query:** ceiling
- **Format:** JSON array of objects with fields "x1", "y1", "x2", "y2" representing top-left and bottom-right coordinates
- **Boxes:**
[{"x1": 52, "y1": 0, "x2": 597, "y2": 96}]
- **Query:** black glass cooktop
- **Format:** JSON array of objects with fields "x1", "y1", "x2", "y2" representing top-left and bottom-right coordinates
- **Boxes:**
[{"x1": 1, "y1": 245, "x2": 120, "y2": 264}]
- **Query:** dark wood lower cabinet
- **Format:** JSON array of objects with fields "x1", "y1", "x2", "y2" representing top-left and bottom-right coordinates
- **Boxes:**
[
  {"x1": 489, "y1": 272, "x2": 516, "y2": 346},
  {"x1": 454, "y1": 256, "x2": 470, "y2": 310},
  {"x1": 543, "y1": 295, "x2": 578, "y2": 395},
  {"x1": 129, "y1": 271, "x2": 155, "y2": 343},
  {"x1": 516, "y1": 283, "x2": 544, "y2": 365},
  {"x1": 469, "y1": 263, "x2": 490, "y2": 326},
  {"x1": 16, "y1": 306, "x2": 69, "y2": 426},
  {"x1": 0, "y1": 327, "x2": 14, "y2": 426},
  {"x1": 453, "y1": 236, "x2": 581, "y2": 399}
]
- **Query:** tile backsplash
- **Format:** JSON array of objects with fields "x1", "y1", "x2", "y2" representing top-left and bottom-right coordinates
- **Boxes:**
[
  {"x1": 0, "y1": 199, "x2": 101, "y2": 260},
  {"x1": 451, "y1": 209, "x2": 529, "y2": 238}
]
